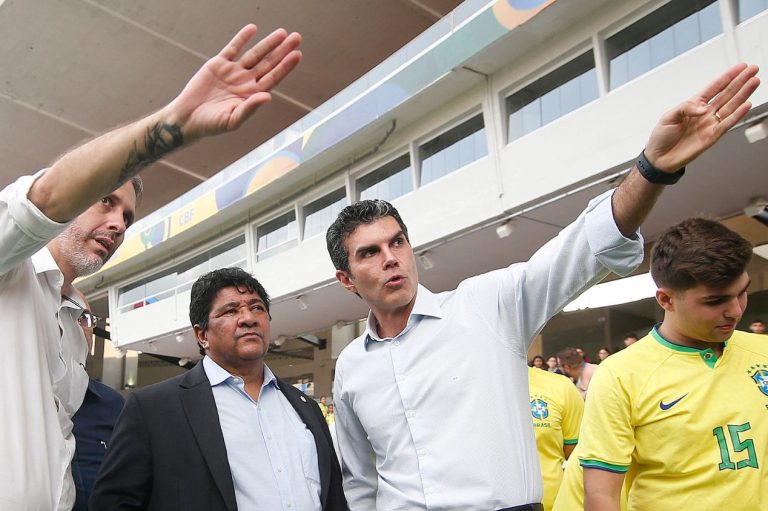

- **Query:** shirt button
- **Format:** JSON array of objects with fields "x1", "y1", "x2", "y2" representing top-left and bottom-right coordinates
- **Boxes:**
[
  {"x1": 396, "y1": 374, "x2": 405, "y2": 382},
  {"x1": 406, "y1": 410, "x2": 415, "y2": 418},
  {"x1": 418, "y1": 448, "x2": 427, "y2": 456},
  {"x1": 393, "y1": 340, "x2": 400, "y2": 346},
  {"x1": 277, "y1": 466, "x2": 283, "y2": 472},
  {"x1": 267, "y1": 434, "x2": 272, "y2": 440}
]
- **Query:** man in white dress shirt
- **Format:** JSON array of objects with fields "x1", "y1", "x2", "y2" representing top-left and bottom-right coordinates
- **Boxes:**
[
  {"x1": 0, "y1": 24, "x2": 301, "y2": 510},
  {"x1": 325, "y1": 65, "x2": 759, "y2": 510}
]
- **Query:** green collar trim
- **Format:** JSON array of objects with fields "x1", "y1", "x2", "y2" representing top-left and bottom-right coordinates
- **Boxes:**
[{"x1": 651, "y1": 327, "x2": 718, "y2": 368}]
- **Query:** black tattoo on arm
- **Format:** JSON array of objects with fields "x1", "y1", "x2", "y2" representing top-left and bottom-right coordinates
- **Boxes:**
[{"x1": 117, "y1": 123, "x2": 183, "y2": 188}]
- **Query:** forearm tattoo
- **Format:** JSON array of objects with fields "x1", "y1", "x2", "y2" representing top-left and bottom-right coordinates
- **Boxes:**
[{"x1": 118, "y1": 123, "x2": 183, "y2": 187}]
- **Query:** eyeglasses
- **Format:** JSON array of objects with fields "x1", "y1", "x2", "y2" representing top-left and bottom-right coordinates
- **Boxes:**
[{"x1": 78, "y1": 311, "x2": 101, "y2": 328}]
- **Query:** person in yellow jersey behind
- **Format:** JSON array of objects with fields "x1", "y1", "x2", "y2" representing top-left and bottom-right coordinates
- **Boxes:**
[
  {"x1": 551, "y1": 442, "x2": 628, "y2": 511},
  {"x1": 528, "y1": 367, "x2": 583, "y2": 511},
  {"x1": 578, "y1": 218, "x2": 768, "y2": 511}
]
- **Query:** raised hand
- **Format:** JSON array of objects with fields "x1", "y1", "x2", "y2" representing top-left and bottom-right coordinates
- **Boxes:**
[
  {"x1": 167, "y1": 24, "x2": 302, "y2": 141},
  {"x1": 645, "y1": 63, "x2": 760, "y2": 172}
]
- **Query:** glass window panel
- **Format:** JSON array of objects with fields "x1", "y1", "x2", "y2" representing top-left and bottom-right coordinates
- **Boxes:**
[
  {"x1": 559, "y1": 78, "x2": 580, "y2": 117},
  {"x1": 673, "y1": 15, "x2": 699, "y2": 54},
  {"x1": 257, "y1": 211, "x2": 297, "y2": 261},
  {"x1": 540, "y1": 88, "x2": 560, "y2": 125},
  {"x1": 699, "y1": 2, "x2": 722, "y2": 39},
  {"x1": 474, "y1": 128, "x2": 488, "y2": 158},
  {"x1": 508, "y1": 110, "x2": 525, "y2": 142},
  {"x1": 118, "y1": 283, "x2": 145, "y2": 308},
  {"x1": 520, "y1": 101, "x2": 542, "y2": 135},
  {"x1": 210, "y1": 236, "x2": 246, "y2": 269},
  {"x1": 739, "y1": 0, "x2": 768, "y2": 22},
  {"x1": 117, "y1": 235, "x2": 246, "y2": 311},
  {"x1": 649, "y1": 29, "x2": 675, "y2": 68},
  {"x1": 507, "y1": 51, "x2": 597, "y2": 142},
  {"x1": 304, "y1": 188, "x2": 348, "y2": 239},
  {"x1": 358, "y1": 154, "x2": 413, "y2": 202},
  {"x1": 420, "y1": 114, "x2": 486, "y2": 185},
  {"x1": 607, "y1": 0, "x2": 721, "y2": 89},
  {"x1": 579, "y1": 69, "x2": 599, "y2": 103}
]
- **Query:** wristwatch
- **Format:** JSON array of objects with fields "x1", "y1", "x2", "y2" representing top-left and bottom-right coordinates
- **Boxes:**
[{"x1": 636, "y1": 150, "x2": 685, "y2": 185}]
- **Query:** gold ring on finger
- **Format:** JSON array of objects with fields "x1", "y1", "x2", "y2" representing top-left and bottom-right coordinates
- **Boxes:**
[{"x1": 714, "y1": 111, "x2": 722, "y2": 122}]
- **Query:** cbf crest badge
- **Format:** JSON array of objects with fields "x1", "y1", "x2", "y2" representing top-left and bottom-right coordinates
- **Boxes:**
[
  {"x1": 531, "y1": 399, "x2": 549, "y2": 420},
  {"x1": 750, "y1": 366, "x2": 768, "y2": 397}
]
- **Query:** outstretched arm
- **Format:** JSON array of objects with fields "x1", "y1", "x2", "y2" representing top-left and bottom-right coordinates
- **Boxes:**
[
  {"x1": 30, "y1": 24, "x2": 302, "y2": 222},
  {"x1": 612, "y1": 63, "x2": 760, "y2": 237}
]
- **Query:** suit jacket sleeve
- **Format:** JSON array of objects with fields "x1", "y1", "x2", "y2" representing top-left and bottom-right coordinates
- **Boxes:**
[{"x1": 89, "y1": 393, "x2": 153, "y2": 510}]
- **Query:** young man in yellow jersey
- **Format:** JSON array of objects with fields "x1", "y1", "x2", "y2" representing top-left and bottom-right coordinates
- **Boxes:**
[
  {"x1": 528, "y1": 367, "x2": 583, "y2": 511},
  {"x1": 579, "y1": 218, "x2": 768, "y2": 511}
]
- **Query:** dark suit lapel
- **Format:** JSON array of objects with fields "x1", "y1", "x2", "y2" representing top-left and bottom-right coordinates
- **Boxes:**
[
  {"x1": 179, "y1": 364, "x2": 238, "y2": 511},
  {"x1": 279, "y1": 380, "x2": 332, "y2": 508}
]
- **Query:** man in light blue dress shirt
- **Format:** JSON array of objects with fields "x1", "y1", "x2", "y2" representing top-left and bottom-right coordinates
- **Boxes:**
[
  {"x1": 91, "y1": 268, "x2": 347, "y2": 510},
  {"x1": 325, "y1": 65, "x2": 760, "y2": 511}
]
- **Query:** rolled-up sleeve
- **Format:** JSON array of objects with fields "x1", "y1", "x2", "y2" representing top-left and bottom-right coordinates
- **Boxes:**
[{"x1": 0, "y1": 171, "x2": 69, "y2": 275}]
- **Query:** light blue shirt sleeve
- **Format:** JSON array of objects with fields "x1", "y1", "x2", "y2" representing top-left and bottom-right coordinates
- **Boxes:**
[{"x1": 333, "y1": 363, "x2": 378, "y2": 510}]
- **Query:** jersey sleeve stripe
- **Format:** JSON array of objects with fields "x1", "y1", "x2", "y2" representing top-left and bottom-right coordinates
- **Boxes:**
[
  {"x1": 579, "y1": 459, "x2": 629, "y2": 473},
  {"x1": 563, "y1": 438, "x2": 579, "y2": 445}
]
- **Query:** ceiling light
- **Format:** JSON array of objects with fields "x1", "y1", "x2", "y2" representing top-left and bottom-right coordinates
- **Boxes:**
[
  {"x1": 744, "y1": 197, "x2": 768, "y2": 227},
  {"x1": 564, "y1": 272, "x2": 657, "y2": 311},
  {"x1": 745, "y1": 119, "x2": 768, "y2": 143},
  {"x1": 754, "y1": 244, "x2": 768, "y2": 261},
  {"x1": 296, "y1": 296, "x2": 308, "y2": 310},
  {"x1": 496, "y1": 221, "x2": 514, "y2": 239},
  {"x1": 178, "y1": 357, "x2": 190, "y2": 367},
  {"x1": 418, "y1": 252, "x2": 434, "y2": 270},
  {"x1": 273, "y1": 336, "x2": 286, "y2": 347},
  {"x1": 175, "y1": 334, "x2": 185, "y2": 343}
]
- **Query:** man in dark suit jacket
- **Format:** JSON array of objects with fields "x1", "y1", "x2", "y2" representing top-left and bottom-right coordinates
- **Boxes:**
[{"x1": 90, "y1": 268, "x2": 347, "y2": 510}]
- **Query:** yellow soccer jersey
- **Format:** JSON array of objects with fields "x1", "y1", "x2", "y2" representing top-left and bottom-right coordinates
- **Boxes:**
[
  {"x1": 529, "y1": 367, "x2": 584, "y2": 511},
  {"x1": 552, "y1": 443, "x2": 628, "y2": 511},
  {"x1": 579, "y1": 329, "x2": 768, "y2": 511}
]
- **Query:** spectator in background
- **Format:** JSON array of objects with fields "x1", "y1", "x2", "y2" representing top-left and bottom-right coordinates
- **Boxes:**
[
  {"x1": 547, "y1": 356, "x2": 564, "y2": 375},
  {"x1": 530, "y1": 355, "x2": 546, "y2": 369},
  {"x1": 575, "y1": 347, "x2": 591, "y2": 363},
  {"x1": 558, "y1": 347, "x2": 598, "y2": 399},
  {"x1": 319, "y1": 396, "x2": 329, "y2": 418},
  {"x1": 71, "y1": 293, "x2": 125, "y2": 511},
  {"x1": 749, "y1": 319, "x2": 765, "y2": 334},
  {"x1": 528, "y1": 367, "x2": 584, "y2": 511},
  {"x1": 623, "y1": 334, "x2": 639, "y2": 348},
  {"x1": 326, "y1": 403, "x2": 336, "y2": 426},
  {"x1": 596, "y1": 347, "x2": 612, "y2": 363}
]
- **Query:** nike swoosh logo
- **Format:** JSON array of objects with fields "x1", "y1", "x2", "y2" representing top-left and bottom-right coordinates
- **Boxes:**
[{"x1": 659, "y1": 393, "x2": 689, "y2": 410}]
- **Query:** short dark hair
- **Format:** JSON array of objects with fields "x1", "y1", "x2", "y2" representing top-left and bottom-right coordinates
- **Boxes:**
[
  {"x1": 189, "y1": 268, "x2": 270, "y2": 355},
  {"x1": 130, "y1": 176, "x2": 144, "y2": 204},
  {"x1": 651, "y1": 218, "x2": 752, "y2": 291},
  {"x1": 557, "y1": 347, "x2": 583, "y2": 367},
  {"x1": 326, "y1": 199, "x2": 410, "y2": 274}
]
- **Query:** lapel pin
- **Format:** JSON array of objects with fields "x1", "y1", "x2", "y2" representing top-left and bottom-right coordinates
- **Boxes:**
[{"x1": 300, "y1": 396, "x2": 307, "y2": 402}]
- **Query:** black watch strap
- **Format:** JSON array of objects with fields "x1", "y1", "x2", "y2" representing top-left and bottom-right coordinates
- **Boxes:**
[{"x1": 636, "y1": 150, "x2": 685, "y2": 185}]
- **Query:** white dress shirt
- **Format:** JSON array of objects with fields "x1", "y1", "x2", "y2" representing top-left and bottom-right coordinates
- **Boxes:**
[
  {"x1": 333, "y1": 190, "x2": 643, "y2": 511},
  {"x1": 0, "y1": 173, "x2": 88, "y2": 510},
  {"x1": 204, "y1": 357, "x2": 322, "y2": 511}
]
